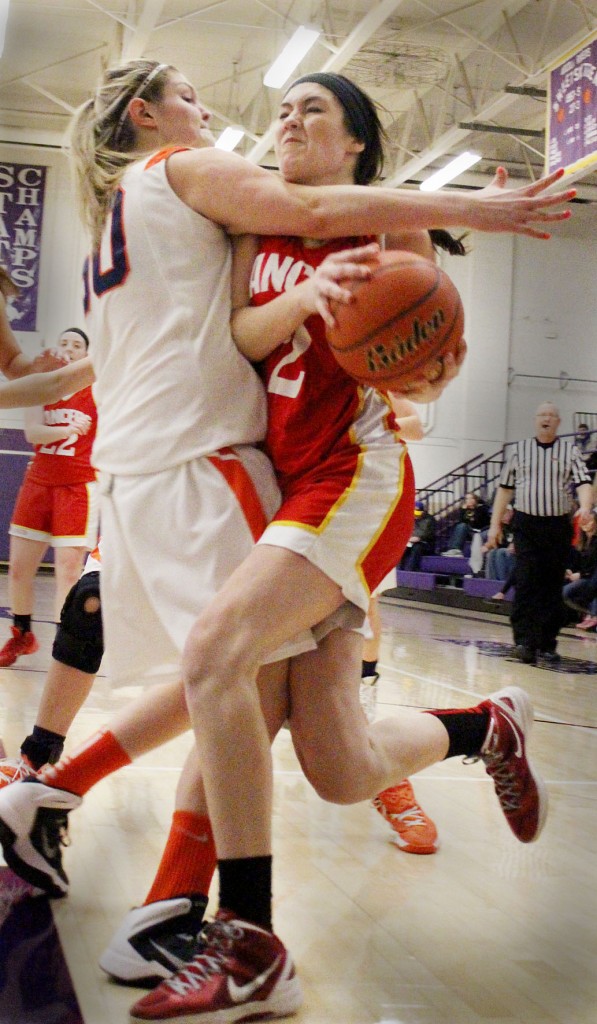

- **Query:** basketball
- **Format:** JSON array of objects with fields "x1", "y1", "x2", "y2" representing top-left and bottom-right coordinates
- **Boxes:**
[{"x1": 326, "y1": 250, "x2": 464, "y2": 392}]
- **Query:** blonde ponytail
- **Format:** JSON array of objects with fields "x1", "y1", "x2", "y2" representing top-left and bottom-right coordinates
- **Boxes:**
[{"x1": 68, "y1": 60, "x2": 171, "y2": 248}]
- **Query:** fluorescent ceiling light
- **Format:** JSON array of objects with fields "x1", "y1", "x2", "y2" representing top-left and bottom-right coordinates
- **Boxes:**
[
  {"x1": 0, "y1": 0, "x2": 9, "y2": 58},
  {"x1": 264, "y1": 26, "x2": 320, "y2": 89},
  {"x1": 215, "y1": 127, "x2": 244, "y2": 151},
  {"x1": 420, "y1": 151, "x2": 482, "y2": 191}
]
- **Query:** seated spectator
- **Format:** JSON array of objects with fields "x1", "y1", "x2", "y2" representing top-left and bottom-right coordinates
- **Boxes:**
[
  {"x1": 574, "y1": 424, "x2": 597, "y2": 484},
  {"x1": 563, "y1": 508, "x2": 597, "y2": 630},
  {"x1": 483, "y1": 505, "x2": 515, "y2": 580},
  {"x1": 574, "y1": 422, "x2": 593, "y2": 457},
  {"x1": 586, "y1": 448, "x2": 597, "y2": 484},
  {"x1": 399, "y1": 500, "x2": 436, "y2": 571},
  {"x1": 491, "y1": 564, "x2": 516, "y2": 602},
  {"x1": 442, "y1": 491, "x2": 490, "y2": 556}
]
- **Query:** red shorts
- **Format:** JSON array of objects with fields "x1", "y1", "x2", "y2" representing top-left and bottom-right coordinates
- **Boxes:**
[{"x1": 10, "y1": 474, "x2": 99, "y2": 548}]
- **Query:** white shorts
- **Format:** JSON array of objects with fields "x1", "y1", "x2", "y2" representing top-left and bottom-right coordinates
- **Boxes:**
[{"x1": 98, "y1": 446, "x2": 315, "y2": 687}]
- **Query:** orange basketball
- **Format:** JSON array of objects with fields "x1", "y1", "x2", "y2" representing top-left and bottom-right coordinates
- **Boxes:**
[{"x1": 326, "y1": 250, "x2": 464, "y2": 392}]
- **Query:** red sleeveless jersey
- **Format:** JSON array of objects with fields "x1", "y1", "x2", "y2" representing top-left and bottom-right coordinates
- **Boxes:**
[
  {"x1": 27, "y1": 386, "x2": 97, "y2": 486},
  {"x1": 250, "y1": 236, "x2": 399, "y2": 492}
]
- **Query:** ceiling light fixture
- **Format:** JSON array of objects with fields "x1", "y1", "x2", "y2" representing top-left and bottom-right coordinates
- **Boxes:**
[
  {"x1": 419, "y1": 151, "x2": 482, "y2": 191},
  {"x1": 264, "y1": 26, "x2": 320, "y2": 89},
  {"x1": 215, "y1": 127, "x2": 245, "y2": 151}
]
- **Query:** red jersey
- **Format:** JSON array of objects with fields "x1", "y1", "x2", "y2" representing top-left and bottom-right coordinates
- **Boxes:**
[
  {"x1": 27, "y1": 386, "x2": 97, "y2": 486},
  {"x1": 250, "y1": 236, "x2": 401, "y2": 492}
]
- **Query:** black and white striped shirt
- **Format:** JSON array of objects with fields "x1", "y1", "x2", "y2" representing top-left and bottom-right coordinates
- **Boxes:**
[{"x1": 499, "y1": 437, "x2": 592, "y2": 517}]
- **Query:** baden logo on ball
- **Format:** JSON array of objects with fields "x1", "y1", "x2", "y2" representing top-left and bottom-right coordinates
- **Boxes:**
[{"x1": 326, "y1": 250, "x2": 464, "y2": 392}]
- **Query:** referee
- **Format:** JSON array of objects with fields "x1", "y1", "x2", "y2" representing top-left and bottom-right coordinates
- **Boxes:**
[{"x1": 487, "y1": 402, "x2": 593, "y2": 665}]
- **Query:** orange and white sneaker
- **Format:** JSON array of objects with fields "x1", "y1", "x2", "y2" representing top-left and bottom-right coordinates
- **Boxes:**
[
  {"x1": 0, "y1": 627, "x2": 39, "y2": 667},
  {"x1": 0, "y1": 756, "x2": 37, "y2": 791},
  {"x1": 373, "y1": 780, "x2": 438, "y2": 854},
  {"x1": 129, "y1": 909, "x2": 303, "y2": 1022}
]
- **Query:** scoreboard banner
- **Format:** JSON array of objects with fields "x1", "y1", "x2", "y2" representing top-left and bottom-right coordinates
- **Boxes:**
[
  {"x1": 546, "y1": 30, "x2": 597, "y2": 180},
  {"x1": 0, "y1": 162, "x2": 48, "y2": 333}
]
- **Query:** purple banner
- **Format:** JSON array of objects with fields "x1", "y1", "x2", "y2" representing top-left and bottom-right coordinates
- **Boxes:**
[
  {"x1": 0, "y1": 162, "x2": 47, "y2": 332},
  {"x1": 547, "y1": 34, "x2": 597, "y2": 177}
]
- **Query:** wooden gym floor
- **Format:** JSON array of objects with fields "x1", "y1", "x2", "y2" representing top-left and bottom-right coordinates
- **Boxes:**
[{"x1": 0, "y1": 573, "x2": 595, "y2": 1024}]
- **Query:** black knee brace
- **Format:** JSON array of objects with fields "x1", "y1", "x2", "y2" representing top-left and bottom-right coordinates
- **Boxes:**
[{"x1": 52, "y1": 570, "x2": 104, "y2": 674}]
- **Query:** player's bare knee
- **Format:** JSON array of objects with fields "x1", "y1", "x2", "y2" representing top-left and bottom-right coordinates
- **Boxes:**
[{"x1": 183, "y1": 601, "x2": 264, "y2": 692}]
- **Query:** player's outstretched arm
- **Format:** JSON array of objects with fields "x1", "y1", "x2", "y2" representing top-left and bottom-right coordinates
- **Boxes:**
[
  {"x1": 167, "y1": 149, "x2": 575, "y2": 242},
  {"x1": 0, "y1": 356, "x2": 95, "y2": 409}
]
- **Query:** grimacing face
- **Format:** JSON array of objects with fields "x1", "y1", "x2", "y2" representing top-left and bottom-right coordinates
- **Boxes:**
[{"x1": 274, "y1": 82, "x2": 364, "y2": 186}]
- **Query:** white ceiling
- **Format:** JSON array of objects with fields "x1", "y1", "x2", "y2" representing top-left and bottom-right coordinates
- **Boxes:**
[{"x1": 2, "y1": 0, "x2": 597, "y2": 199}]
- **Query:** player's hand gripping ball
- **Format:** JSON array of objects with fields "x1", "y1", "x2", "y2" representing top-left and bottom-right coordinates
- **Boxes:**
[{"x1": 326, "y1": 250, "x2": 464, "y2": 392}]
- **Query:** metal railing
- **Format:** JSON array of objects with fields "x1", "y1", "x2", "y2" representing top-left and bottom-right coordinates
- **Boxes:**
[
  {"x1": 415, "y1": 450, "x2": 504, "y2": 552},
  {"x1": 416, "y1": 423, "x2": 594, "y2": 553}
]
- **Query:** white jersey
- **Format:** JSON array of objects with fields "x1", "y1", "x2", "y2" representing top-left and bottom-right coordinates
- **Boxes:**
[{"x1": 84, "y1": 147, "x2": 266, "y2": 475}]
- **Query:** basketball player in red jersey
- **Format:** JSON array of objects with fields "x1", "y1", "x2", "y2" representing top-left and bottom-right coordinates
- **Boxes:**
[
  {"x1": 0, "y1": 327, "x2": 98, "y2": 666},
  {"x1": 0, "y1": 62, "x2": 573, "y2": 1024}
]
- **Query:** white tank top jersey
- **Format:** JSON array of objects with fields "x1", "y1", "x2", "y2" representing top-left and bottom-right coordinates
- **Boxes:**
[{"x1": 84, "y1": 150, "x2": 267, "y2": 476}]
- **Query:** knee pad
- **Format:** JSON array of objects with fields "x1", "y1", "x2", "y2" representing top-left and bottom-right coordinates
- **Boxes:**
[{"x1": 52, "y1": 570, "x2": 104, "y2": 673}]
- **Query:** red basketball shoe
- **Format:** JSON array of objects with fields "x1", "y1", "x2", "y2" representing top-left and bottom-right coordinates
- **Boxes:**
[
  {"x1": 130, "y1": 909, "x2": 302, "y2": 1022},
  {"x1": 479, "y1": 686, "x2": 548, "y2": 843},
  {"x1": 0, "y1": 627, "x2": 39, "y2": 667}
]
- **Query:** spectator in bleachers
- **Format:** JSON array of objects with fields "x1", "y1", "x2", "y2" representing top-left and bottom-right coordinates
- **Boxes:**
[
  {"x1": 442, "y1": 491, "x2": 490, "y2": 556},
  {"x1": 399, "y1": 499, "x2": 437, "y2": 571},
  {"x1": 574, "y1": 422, "x2": 593, "y2": 456},
  {"x1": 574, "y1": 423, "x2": 597, "y2": 485},
  {"x1": 563, "y1": 508, "x2": 597, "y2": 631},
  {"x1": 483, "y1": 505, "x2": 515, "y2": 580},
  {"x1": 491, "y1": 563, "x2": 516, "y2": 603}
]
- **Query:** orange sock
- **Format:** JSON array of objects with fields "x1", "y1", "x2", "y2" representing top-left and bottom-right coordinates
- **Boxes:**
[
  {"x1": 144, "y1": 810, "x2": 217, "y2": 905},
  {"x1": 38, "y1": 728, "x2": 131, "y2": 797}
]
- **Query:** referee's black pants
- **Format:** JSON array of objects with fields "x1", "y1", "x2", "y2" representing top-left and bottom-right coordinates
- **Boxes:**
[{"x1": 510, "y1": 511, "x2": 572, "y2": 654}]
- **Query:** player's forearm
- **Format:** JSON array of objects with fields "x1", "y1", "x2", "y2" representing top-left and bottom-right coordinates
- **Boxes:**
[
  {"x1": 389, "y1": 410, "x2": 424, "y2": 441},
  {"x1": 0, "y1": 358, "x2": 94, "y2": 408},
  {"x1": 232, "y1": 283, "x2": 312, "y2": 361},
  {"x1": 1, "y1": 351, "x2": 31, "y2": 379},
  {"x1": 25, "y1": 424, "x2": 72, "y2": 444}
]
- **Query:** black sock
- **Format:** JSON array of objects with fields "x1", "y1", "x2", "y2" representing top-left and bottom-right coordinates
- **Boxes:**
[
  {"x1": 218, "y1": 855, "x2": 272, "y2": 932},
  {"x1": 21, "y1": 726, "x2": 66, "y2": 769},
  {"x1": 362, "y1": 659, "x2": 377, "y2": 678},
  {"x1": 425, "y1": 703, "x2": 490, "y2": 758},
  {"x1": 13, "y1": 614, "x2": 32, "y2": 635}
]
